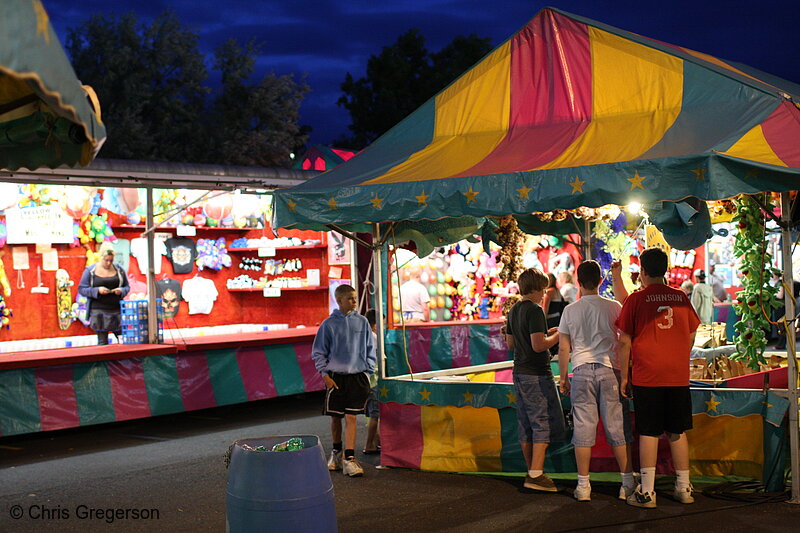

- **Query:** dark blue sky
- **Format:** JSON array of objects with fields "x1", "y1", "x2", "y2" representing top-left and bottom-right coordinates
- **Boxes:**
[{"x1": 44, "y1": 0, "x2": 800, "y2": 146}]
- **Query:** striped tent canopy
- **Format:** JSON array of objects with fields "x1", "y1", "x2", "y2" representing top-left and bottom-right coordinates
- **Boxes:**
[
  {"x1": 1, "y1": 0, "x2": 106, "y2": 171},
  {"x1": 274, "y1": 7, "x2": 800, "y2": 233}
]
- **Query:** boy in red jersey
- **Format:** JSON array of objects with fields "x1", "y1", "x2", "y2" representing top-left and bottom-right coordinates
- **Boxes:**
[{"x1": 616, "y1": 248, "x2": 700, "y2": 508}]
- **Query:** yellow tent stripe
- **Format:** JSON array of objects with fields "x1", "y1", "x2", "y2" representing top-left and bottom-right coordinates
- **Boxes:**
[
  {"x1": 689, "y1": 413, "x2": 764, "y2": 479},
  {"x1": 537, "y1": 27, "x2": 683, "y2": 170},
  {"x1": 721, "y1": 125, "x2": 787, "y2": 167},
  {"x1": 365, "y1": 41, "x2": 511, "y2": 185},
  {"x1": 420, "y1": 405, "x2": 503, "y2": 472}
]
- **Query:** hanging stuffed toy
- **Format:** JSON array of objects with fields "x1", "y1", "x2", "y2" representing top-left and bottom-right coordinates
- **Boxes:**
[
  {"x1": 196, "y1": 237, "x2": 232, "y2": 271},
  {"x1": 55, "y1": 269, "x2": 75, "y2": 330},
  {"x1": 731, "y1": 194, "x2": 780, "y2": 369}
]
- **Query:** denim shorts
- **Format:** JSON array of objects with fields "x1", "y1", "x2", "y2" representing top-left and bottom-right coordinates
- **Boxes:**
[
  {"x1": 513, "y1": 373, "x2": 567, "y2": 444},
  {"x1": 570, "y1": 363, "x2": 633, "y2": 447}
]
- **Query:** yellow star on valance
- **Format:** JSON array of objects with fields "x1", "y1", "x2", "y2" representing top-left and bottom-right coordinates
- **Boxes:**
[
  {"x1": 462, "y1": 391, "x2": 474, "y2": 404},
  {"x1": 705, "y1": 395, "x2": 721, "y2": 412},
  {"x1": 570, "y1": 177, "x2": 585, "y2": 194},
  {"x1": 416, "y1": 190, "x2": 429, "y2": 206},
  {"x1": 34, "y1": 0, "x2": 51, "y2": 45},
  {"x1": 379, "y1": 386, "x2": 390, "y2": 398},
  {"x1": 506, "y1": 390, "x2": 516, "y2": 404},
  {"x1": 370, "y1": 195, "x2": 384, "y2": 209},
  {"x1": 628, "y1": 171, "x2": 646, "y2": 190},
  {"x1": 692, "y1": 168, "x2": 706, "y2": 181},
  {"x1": 286, "y1": 200, "x2": 297, "y2": 212},
  {"x1": 419, "y1": 388, "x2": 431, "y2": 401},
  {"x1": 464, "y1": 187, "x2": 479, "y2": 203},
  {"x1": 517, "y1": 185, "x2": 532, "y2": 200},
  {"x1": 327, "y1": 197, "x2": 338, "y2": 210}
]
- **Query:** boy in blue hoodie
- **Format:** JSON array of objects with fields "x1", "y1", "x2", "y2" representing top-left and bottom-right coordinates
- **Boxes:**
[{"x1": 312, "y1": 284, "x2": 375, "y2": 477}]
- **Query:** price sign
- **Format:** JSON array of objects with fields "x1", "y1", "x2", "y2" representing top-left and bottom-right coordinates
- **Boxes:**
[
  {"x1": 263, "y1": 287, "x2": 281, "y2": 297},
  {"x1": 258, "y1": 247, "x2": 276, "y2": 257}
]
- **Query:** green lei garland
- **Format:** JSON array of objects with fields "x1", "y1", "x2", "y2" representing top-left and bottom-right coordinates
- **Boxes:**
[{"x1": 731, "y1": 194, "x2": 780, "y2": 369}]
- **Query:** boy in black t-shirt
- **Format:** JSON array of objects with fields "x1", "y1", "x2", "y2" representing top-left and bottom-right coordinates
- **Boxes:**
[{"x1": 504, "y1": 268, "x2": 566, "y2": 492}]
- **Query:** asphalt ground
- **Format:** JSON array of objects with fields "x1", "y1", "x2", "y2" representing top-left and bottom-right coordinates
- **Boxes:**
[{"x1": 1, "y1": 391, "x2": 799, "y2": 532}]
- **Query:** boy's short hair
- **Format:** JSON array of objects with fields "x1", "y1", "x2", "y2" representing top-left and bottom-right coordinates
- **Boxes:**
[
  {"x1": 639, "y1": 247, "x2": 668, "y2": 278},
  {"x1": 334, "y1": 284, "x2": 356, "y2": 301},
  {"x1": 365, "y1": 309, "x2": 377, "y2": 327},
  {"x1": 517, "y1": 268, "x2": 549, "y2": 295},
  {"x1": 576, "y1": 260, "x2": 602, "y2": 290}
]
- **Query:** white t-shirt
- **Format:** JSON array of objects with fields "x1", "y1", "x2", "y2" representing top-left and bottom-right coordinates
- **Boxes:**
[
  {"x1": 182, "y1": 276, "x2": 219, "y2": 315},
  {"x1": 558, "y1": 294, "x2": 622, "y2": 369},
  {"x1": 130, "y1": 238, "x2": 167, "y2": 275},
  {"x1": 400, "y1": 279, "x2": 430, "y2": 320},
  {"x1": 560, "y1": 283, "x2": 578, "y2": 304}
]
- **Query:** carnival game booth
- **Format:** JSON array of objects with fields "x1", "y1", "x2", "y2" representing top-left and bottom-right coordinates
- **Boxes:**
[{"x1": 273, "y1": 8, "x2": 800, "y2": 497}]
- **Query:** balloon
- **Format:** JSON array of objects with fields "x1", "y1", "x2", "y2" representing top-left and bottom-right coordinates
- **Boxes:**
[
  {"x1": 392, "y1": 298, "x2": 400, "y2": 311},
  {"x1": 443, "y1": 310, "x2": 452, "y2": 321},
  {"x1": 445, "y1": 297, "x2": 453, "y2": 308},
  {"x1": 420, "y1": 271, "x2": 430, "y2": 284},
  {"x1": 429, "y1": 310, "x2": 438, "y2": 321},
  {"x1": 393, "y1": 312, "x2": 401, "y2": 323},
  {"x1": 437, "y1": 284, "x2": 445, "y2": 295},
  {"x1": 437, "y1": 296, "x2": 445, "y2": 308},
  {"x1": 437, "y1": 272, "x2": 445, "y2": 283},
  {"x1": 193, "y1": 214, "x2": 207, "y2": 226},
  {"x1": 63, "y1": 187, "x2": 93, "y2": 219},
  {"x1": 126, "y1": 211, "x2": 141, "y2": 225},
  {"x1": 428, "y1": 285, "x2": 437, "y2": 296},
  {"x1": 203, "y1": 192, "x2": 233, "y2": 220},
  {"x1": 429, "y1": 300, "x2": 437, "y2": 309},
  {"x1": 117, "y1": 188, "x2": 140, "y2": 214}
]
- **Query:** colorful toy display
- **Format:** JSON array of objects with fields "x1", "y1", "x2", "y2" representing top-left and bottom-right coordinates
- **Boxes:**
[
  {"x1": 55, "y1": 269, "x2": 75, "y2": 330},
  {"x1": 196, "y1": 237, "x2": 232, "y2": 271}
]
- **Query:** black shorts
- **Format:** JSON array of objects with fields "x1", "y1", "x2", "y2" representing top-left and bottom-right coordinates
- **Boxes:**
[
  {"x1": 632, "y1": 385, "x2": 693, "y2": 437},
  {"x1": 323, "y1": 372, "x2": 371, "y2": 417}
]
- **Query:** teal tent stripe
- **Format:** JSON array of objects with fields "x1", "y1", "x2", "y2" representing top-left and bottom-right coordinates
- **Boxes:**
[
  {"x1": 205, "y1": 348, "x2": 248, "y2": 406},
  {"x1": 429, "y1": 327, "x2": 453, "y2": 370},
  {"x1": 498, "y1": 406, "x2": 526, "y2": 472},
  {"x1": 469, "y1": 325, "x2": 490, "y2": 366},
  {"x1": 72, "y1": 362, "x2": 116, "y2": 426},
  {"x1": 264, "y1": 344, "x2": 306, "y2": 396},
  {"x1": 0, "y1": 368, "x2": 41, "y2": 435},
  {"x1": 142, "y1": 354, "x2": 184, "y2": 416}
]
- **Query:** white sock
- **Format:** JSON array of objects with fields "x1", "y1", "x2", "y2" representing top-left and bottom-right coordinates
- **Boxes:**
[
  {"x1": 528, "y1": 469, "x2": 543, "y2": 478},
  {"x1": 641, "y1": 467, "x2": 656, "y2": 494},
  {"x1": 621, "y1": 471, "x2": 635, "y2": 488},
  {"x1": 676, "y1": 469, "x2": 691, "y2": 488},
  {"x1": 577, "y1": 474, "x2": 590, "y2": 487}
]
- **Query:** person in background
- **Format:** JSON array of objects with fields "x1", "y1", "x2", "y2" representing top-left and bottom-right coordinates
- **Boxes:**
[
  {"x1": 363, "y1": 310, "x2": 381, "y2": 455},
  {"x1": 690, "y1": 269, "x2": 714, "y2": 324},
  {"x1": 504, "y1": 268, "x2": 566, "y2": 492},
  {"x1": 680, "y1": 280, "x2": 694, "y2": 298},
  {"x1": 558, "y1": 271, "x2": 578, "y2": 303},
  {"x1": 558, "y1": 260, "x2": 635, "y2": 502},
  {"x1": 543, "y1": 273, "x2": 567, "y2": 330},
  {"x1": 708, "y1": 264, "x2": 727, "y2": 302},
  {"x1": 399, "y1": 268, "x2": 430, "y2": 322},
  {"x1": 78, "y1": 243, "x2": 130, "y2": 345},
  {"x1": 616, "y1": 248, "x2": 700, "y2": 509},
  {"x1": 312, "y1": 284, "x2": 376, "y2": 477}
]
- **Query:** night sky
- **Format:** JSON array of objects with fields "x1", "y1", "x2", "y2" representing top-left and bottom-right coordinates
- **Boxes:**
[{"x1": 43, "y1": 0, "x2": 800, "y2": 146}]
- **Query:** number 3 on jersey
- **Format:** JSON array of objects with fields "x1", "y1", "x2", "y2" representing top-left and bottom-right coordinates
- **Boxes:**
[{"x1": 656, "y1": 305, "x2": 674, "y2": 329}]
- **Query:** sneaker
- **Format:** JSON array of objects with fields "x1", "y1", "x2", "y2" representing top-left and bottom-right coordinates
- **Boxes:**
[
  {"x1": 619, "y1": 473, "x2": 641, "y2": 500},
  {"x1": 342, "y1": 457, "x2": 364, "y2": 477},
  {"x1": 673, "y1": 484, "x2": 695, "y2": 504},
  {"x1": 574, "y1": 484, "x2": 591, "y2": 502},
  {"x1": 627, "y1": 488, "x2": 657, "y2": 509},
  {"x1": 523, "y1": 473, "x2": 558, "y2": 492},
  {"x1": 327, "y1": 450, "x2": 342, "y2": 471}
]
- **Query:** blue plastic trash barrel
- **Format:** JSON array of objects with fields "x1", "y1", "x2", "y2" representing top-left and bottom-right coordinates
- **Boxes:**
[{"x1": 226, "y1": 435, "x2": 337, "y2": 533}]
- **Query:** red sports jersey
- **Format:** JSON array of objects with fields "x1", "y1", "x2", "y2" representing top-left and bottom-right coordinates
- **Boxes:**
[{"x1": 615, "y1": 283, "x2": 701, "y2": 386}]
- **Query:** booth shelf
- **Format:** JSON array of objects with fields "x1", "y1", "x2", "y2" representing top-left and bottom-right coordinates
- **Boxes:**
[
  {"x1": 228, "y1": 287, "x2": 328, "y2": 291},
  {"x1": 113, "y1": 225, "x2": 250, "y2": 232},
  {"x1": 228, "y1": 245, "x2": 326, "y2": 251}
]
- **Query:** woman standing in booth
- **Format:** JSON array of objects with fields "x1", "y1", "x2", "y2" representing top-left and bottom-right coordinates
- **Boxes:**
[{"x1": 78, "y1": 243, "x2": 130, "y2": 345}]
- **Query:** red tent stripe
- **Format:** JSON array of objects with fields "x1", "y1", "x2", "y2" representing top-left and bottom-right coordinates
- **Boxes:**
[
  {"x1": 35, "y1": 365, "x2": 80, "y2": 431},
  {"x1": 235, "y1": 346, "x2": 278, "y2": 401},
  {"x1": 453, "y1": 10, "x2": 592, "y2": 177},
  {"x1": 761, "y1": 101, "x2": 800, "y2": 167},
  {"x1": 175, "y1": 353, "x2": 217, "y2": 411}
]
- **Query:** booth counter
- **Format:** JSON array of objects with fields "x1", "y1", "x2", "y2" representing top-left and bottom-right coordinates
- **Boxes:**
[{"x1": 0, "y1": 328, "x2": 323, "y2": 437}]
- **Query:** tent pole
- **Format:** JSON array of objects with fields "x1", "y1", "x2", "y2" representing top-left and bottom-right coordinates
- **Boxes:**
[
  {"x1": 145, "y1": 187, "x2": 158, "y2": 344},
  {"x1": 372, "y1": 223, "x2": 386, "y2": 380},
  {"x1": 780, "y1": 192, "x2": 799, "y2": 503},
  {"x1": 583, "y1": 218, "x2": 592, "y2": 260}
]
